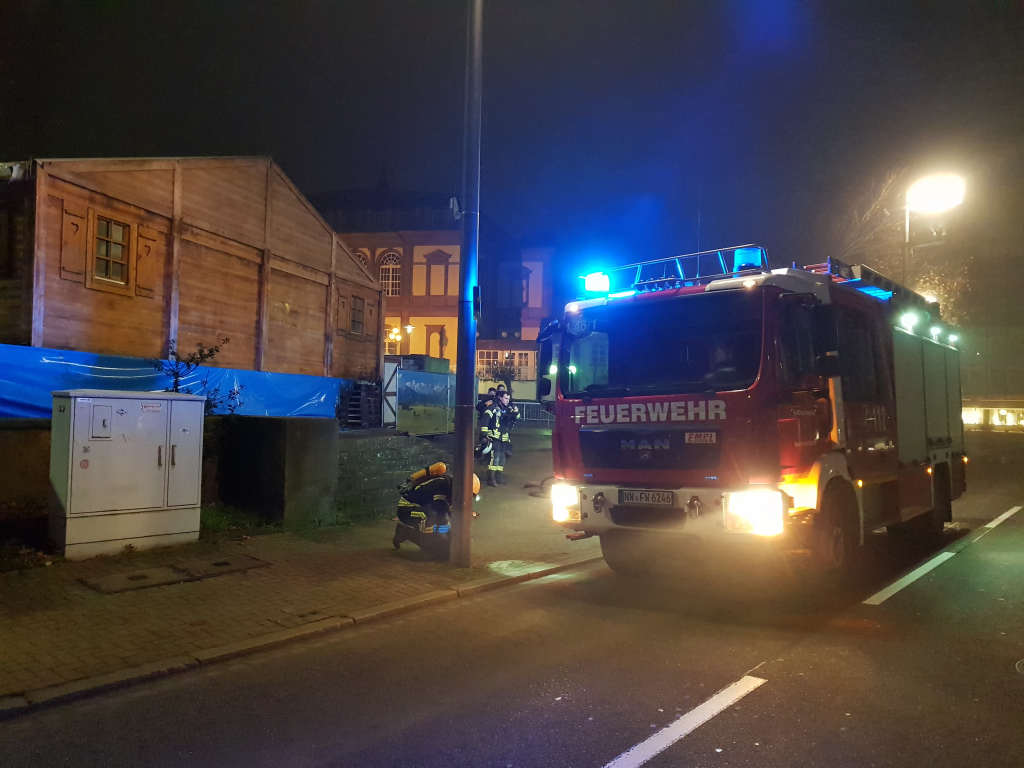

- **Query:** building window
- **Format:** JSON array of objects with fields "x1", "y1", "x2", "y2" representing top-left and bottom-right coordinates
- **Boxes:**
[
  {"x1": 515, "y1": 351, "x2": 532, "y2": 380},
  {"x1": 379, "y1": 251, "x2": 401, "y2": 297},
  {"x1": 95, "y1": 216, "x2": 129, "y2": 284},
  {"x1": 351, "y1": 295, "x2": 365, "y2": 335},
  {"x1": 476, "y1": 349, "x2": 499, "y2": 377}
]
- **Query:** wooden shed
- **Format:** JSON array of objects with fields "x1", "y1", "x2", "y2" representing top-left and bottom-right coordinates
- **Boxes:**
[{"x1": 0, "y1": 157, "x2": 382, "y2": 380}]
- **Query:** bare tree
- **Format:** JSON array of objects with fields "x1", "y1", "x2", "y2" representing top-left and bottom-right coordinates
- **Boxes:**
[
  {"x1": 484, "y1": 360, "x2": 518, "y2": 393},
  {"x1": 828, "y1": 167, "x2": 972, "y2": 324}
]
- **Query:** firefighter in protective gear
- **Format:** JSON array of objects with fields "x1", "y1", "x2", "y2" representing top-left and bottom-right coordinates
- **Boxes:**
[
  {"x1": 481, "y1": 391, "x2": 518, "y2": 485},
  {"x1": 393, "y1": 463, "x2": 481, "y2": 555}
]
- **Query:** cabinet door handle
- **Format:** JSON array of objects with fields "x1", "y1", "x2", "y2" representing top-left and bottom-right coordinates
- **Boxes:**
[
  {"x1": 171, "y1": 444, "x2": 176, "y2": 467},
  {"x1": 157, "y1": 445, "x2": 162, "y2": 467}
]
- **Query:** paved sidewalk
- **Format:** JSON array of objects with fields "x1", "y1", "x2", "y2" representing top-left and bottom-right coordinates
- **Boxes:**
[{"x1": 0, "y1": 435, "x2": 601, "y2": 711}]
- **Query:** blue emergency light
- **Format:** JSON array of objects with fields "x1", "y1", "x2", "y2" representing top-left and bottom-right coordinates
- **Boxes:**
[
  {"x1": 732, "y1": 247, "x2": 763, "y2": 272},
  {"x1": 583, "y1": 272, "x2": 610, "y2": 293}
]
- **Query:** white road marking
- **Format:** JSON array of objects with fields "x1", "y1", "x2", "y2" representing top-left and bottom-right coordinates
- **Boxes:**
[
  {"x1": 864, "y1": 505, "x2": 1021, "y2": 606},
  {"x1": 863, "y1": 552, "x2": 956, "y2": 605},
  {"x1": 602, "y1": 675, "x2": 766, "y2": 768},
  {"x1": 984, "y1": 506, "x2": 1021, "y2": 529}
]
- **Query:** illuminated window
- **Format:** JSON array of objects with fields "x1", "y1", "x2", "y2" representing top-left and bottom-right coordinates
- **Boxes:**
[
  {"x1": 515, "y1": 351, "x2": 532, "y2": 379},
  {"x1": 961, "y1": 408, "x2": 982, "y2": 426},
  {"x1": 94, "y1": 216, "x2": 129, "y2": 284},
  {"x1": 379, "y1": 251, "x2": 401, "y2": 296}
]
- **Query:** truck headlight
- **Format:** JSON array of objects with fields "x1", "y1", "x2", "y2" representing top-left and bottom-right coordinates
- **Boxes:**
[
  {"x1": 723, "y1": 489, "x2": 785, "y2": 536},
  {"x1": 551, "y1": 483, "x2": 581, "y2": 523}
]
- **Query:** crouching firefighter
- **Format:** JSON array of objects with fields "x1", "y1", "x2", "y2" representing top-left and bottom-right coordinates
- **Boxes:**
[{"x1": 392, "y1": 462, "x2": 481, "y2": 558}]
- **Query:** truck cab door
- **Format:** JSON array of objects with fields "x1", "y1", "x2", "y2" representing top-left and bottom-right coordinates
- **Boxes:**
[
  {"x1": 776, "y1": 296, "x2": 832, "y2": 472},
  {"x1": 835, "y1": 303, "x2": 898, "y2": 483}
]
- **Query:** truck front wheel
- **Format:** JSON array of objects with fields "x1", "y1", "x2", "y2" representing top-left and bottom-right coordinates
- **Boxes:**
[
  {"x1": 600, "y1": 531, "x2": 655, "y2": 577},
  {"x1": 814, "y1": 482, "x2": 862, "y2": 583}
]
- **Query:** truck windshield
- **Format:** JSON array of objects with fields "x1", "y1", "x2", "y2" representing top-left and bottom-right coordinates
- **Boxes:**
[{"x1": 559, "y1": 289, "x2": 763, "y2": 397}]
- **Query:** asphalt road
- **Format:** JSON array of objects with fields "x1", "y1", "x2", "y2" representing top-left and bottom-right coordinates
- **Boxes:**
[{"x1": 2, "y1": 433, "x2": 1023, "y2": 768}]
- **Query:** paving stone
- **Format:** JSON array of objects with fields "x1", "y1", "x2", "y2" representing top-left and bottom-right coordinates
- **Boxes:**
[{"x1": 0, "y1": 439, "x2": 601, "y2": 702}]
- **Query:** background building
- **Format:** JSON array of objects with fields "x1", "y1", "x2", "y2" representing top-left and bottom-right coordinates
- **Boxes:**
[{"x1": 315, "y1": 180, "x2": 553, "y2": 396}]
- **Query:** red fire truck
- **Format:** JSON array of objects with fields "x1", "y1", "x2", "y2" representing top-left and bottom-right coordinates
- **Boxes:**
[{"x1": 538, "y1": 245, "x2": 966, "y2": 578}]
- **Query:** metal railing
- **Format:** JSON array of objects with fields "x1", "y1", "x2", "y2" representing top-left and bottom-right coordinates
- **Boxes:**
[{"x1": 513, "y1": 400, "x2": 554, "y2": 427}]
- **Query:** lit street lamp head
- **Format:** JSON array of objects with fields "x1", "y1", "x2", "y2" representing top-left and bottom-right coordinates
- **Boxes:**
[{"x1": 906, "y1": 173, "x2": 966, "y2": 214}]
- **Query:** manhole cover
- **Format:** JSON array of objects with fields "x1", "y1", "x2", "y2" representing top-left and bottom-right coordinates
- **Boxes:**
[
  {"x1": 174, "y1": 554, "x2": 269, "y2": 579},
  {"x1": 82, "y1": 567, "x2": 188, "y2": 593},
  {"x1": 1016, "y1": 659, "x2": 1024, "y2": 676}
]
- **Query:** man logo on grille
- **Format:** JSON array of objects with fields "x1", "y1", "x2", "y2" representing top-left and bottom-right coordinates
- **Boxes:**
[{"x1": 620, "y1": 438, "x2": 670, "y2": 451}]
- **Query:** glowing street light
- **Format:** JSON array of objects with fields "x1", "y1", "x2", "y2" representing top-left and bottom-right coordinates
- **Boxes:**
[
  {"x1": 903, "y1": 172, "x2": 966, "y2": 283},
  {"x1": 907, "y1": 174, "x2": 966, "y2": 214}
]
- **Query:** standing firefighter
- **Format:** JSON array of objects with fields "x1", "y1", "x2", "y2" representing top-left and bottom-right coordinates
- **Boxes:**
[{"x1": 482, "y1": 390, "x2": 518, "y2": 485}]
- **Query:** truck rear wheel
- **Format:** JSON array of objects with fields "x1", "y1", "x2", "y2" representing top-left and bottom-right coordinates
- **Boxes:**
[{"x1": 600, "y1": 531, "x2": 655, "y2": 577}]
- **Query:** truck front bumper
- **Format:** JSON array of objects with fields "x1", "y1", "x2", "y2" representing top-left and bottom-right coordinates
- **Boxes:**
[{"x1": 552, "y1": 481, "x2": 817, "y2": 551}]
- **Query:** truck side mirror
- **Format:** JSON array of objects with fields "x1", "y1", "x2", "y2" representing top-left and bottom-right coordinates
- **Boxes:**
[
  {"x1": 536, "y1": 320, "x2": 559, "y2": 403},
  {"x1": 538, "y1": 337, "x2": 553, "y2": 374},
  {"x1": 812, "y1": 304, "x2": 839, "y2": 377}
]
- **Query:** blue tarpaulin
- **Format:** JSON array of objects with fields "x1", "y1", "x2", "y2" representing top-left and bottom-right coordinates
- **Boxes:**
[{"x1": 0, "y1": 343, "x2": 351, "y2": 419}]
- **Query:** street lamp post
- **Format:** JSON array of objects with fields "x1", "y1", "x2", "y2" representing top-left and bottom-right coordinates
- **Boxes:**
[
  {"x1": 903, "y1": 173, "x2": 966, "y2": 284},
  {"x1": 451, "y1": 0, "x2": 483, "y2": 567}
]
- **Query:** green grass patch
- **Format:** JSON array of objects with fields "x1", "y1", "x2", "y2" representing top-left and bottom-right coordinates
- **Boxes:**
[{"x1": 200, "y1": 503, "x2": 280, "y2": 537}]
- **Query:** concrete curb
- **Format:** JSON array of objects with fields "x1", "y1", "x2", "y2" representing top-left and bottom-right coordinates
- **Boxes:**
[{"x1": 1, "y1": 554, "x2": 603, "y2": 720}]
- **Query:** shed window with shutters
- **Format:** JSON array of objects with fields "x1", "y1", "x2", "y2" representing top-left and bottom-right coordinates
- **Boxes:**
[
  {"x1": 95, "y1": 216, "x2": 129, "y2": 284},
  {"x1": 85, "y1": 210, "x2": 134, "y2": 297},
  {"x1": 351, "y1": 295, "x2": 365, "y2": 335}
]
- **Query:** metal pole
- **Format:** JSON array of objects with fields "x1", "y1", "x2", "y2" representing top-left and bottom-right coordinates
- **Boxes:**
[
  {"x1": 451, "y1": 0, "x2": 483, "y2": 567},
  {"x1": 903, "y1": 205, "x2": 911, "y2": 285}
]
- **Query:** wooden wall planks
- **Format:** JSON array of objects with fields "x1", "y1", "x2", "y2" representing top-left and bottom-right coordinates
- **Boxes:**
[
  {"x1": 181, "y1": 161, "x2": 267, "y2": 248},
  {"x1": 176, "y1": 240, "x2": 260, "y2": 370},
  {"x1": 264, "y1": 268, "x2": 328, "y2": 375},
  {"x1": 268, "y1": 169, "x2": 332, "y2": 272},
  {"x1": 50, "y1": 168, "x2": 174, "y2": 218}
]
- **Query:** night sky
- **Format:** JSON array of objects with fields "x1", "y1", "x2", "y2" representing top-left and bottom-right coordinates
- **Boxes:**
[{"x1": 2, "y1": 0, "x2": 1022, "y2": 268}]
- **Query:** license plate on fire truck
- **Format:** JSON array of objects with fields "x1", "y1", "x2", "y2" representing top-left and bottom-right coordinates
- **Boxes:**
[{"x1": 619, "y1": 489, "x2": 675, "y2": 506}]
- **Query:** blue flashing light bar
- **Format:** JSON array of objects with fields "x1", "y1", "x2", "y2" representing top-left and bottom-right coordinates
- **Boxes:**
[
  {"x1": 844, "y1": 278, "x2": 893, "y2": 301},
  {"x1": 583, "y1": 272, "x2": 610, "y2": 293},
  {"x1": 856, "y1": 285, "x2": 893, "y2": 301},
  {"x1": 732, "y1": 247, "x2": 763, "y2": 272},
  {"x1": 608, "y1": 290, "x2": 636, "y2": 299}
]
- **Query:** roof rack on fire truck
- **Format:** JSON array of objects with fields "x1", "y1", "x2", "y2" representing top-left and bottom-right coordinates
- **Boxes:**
[
  {"x1": 801, "y1": 256, "x2": 938, "y2": 317},
  {"x1": 599, "y1": 244, "x2": 770, "y2": 294}
]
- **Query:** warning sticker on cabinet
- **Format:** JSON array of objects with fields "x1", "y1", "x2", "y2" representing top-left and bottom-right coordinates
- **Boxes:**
[{"x1": 141, "y1": 402, "x2": 163, "y2": 412}]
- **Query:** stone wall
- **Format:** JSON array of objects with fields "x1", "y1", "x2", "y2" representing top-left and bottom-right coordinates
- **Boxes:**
[
  {"x1": 337, "y1": 430, "x2": 454, "y2": 523},
  {"x1": 0, "y1": 419, "x2": 50, "y2": 513},
  {"x1": 0, "y1": 414, "x2": 452, "y2": 530}
]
